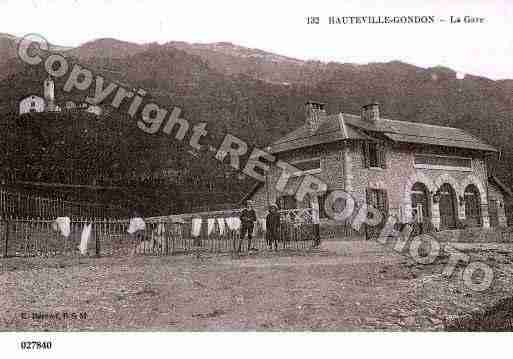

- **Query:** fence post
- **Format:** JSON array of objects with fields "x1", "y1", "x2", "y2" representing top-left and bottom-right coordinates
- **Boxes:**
[
  {"x1": 3, "y1": 217, "x2": 9, "y2": 258},
  {"x1": 95, "y1": 220, "x2": 100, "y2": 257}
]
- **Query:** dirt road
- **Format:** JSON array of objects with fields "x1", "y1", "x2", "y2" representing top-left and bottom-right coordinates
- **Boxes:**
[{"x1": 1, "y1": 241, "x2": 512, "y2": 330}]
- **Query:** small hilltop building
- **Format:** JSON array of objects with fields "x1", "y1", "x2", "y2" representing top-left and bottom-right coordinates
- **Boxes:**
[{"x1": 19, "y1": 77, "x2": 102, "y2": 116}]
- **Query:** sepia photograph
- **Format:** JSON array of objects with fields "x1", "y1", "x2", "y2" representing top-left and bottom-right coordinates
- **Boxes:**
[{"x1": 0, "y1": 0, "x2": 512, "y2": 357}]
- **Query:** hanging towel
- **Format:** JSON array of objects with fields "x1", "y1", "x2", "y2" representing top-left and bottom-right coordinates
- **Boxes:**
[
  {"x1": 153, "y1": 222, "x2": 166, "y2": 248},
  {"x1": 233, "y1": 217, "x2": 241, "y2": 230},
  {"x1": 128, "y1": 217, "x2": 146, "y2": 234},
  {"x1": 207, "y1": 218, "x2": 216, "y2": 236},
  {"x1": 225, "y1": 217, "x2": 241, "y2": 231},
  {"x1": 54, "y1": 217, "x2": 70, "y2": 237},
  {"x1": 310, "y1": 198, "x2": 320, "y2": 225},
  {"x1": 259, "y1": 218, "x2": 267, "y2": 232},
  {"x1": 217, "y1": 218, "x2": 225, "y2": 235},
  {"x1": 191, "y1": 218, "x2": 202, "y2": 237},
  {"x1": 80, "y1": 223, "x2": 92, "y2": 255},
  {"x1": 156, "y1": 222, "x2": 166, "y2": 236}
]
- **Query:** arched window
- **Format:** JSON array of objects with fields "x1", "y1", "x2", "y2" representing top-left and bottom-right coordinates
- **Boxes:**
[
  {"x1": 411, "y1": 182, "x2": 430, "y2": 222},
  {"x1": 464, "y1": 184, "x2": 482, "y2": 227},
  {"x1": 439, "y1": 183, "x2": 457, "y2": 229}
]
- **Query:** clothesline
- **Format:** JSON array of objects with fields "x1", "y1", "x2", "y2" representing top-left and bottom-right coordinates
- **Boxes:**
[{"x1": 49, "y1": 215, "x2": 276, "y2": 244}]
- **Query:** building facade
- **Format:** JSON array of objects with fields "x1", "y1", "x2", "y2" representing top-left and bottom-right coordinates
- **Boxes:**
[
  {"x1": 19, "y1": 95, "x2": 46, "y2": 114},
  {"x1": 247, "y1": 101, "x2": 509, "y2": 231}
]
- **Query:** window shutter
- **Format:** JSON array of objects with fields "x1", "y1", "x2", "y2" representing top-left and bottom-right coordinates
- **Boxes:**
[
  {"x1": 319, "y1": 191, "x2": 329, "y2": 219},
  {"x1": 362, "y1": 142, "x2": 370, "y2": 168},
  {"x1": 379, "y1": 144, "x2": 386, "y2": 169},
  {"x1": 364, "y1": 188, "x2": 370, "y2": 233},
  {"x1": 361, "y1": 142, "x2": 366, "y2": 167},
  {"x1": 366, "y1": 188, "x2": 375, "y2": 208},
  {"x1": 364, "y1": 188, "x2": 372, "y2": 240},
  {"x1": 381, "y1": 189, "x2": 389, "y2": 216}
]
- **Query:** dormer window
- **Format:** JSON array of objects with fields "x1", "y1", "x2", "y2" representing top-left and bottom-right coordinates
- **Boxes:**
[
  {"x1": 361, "y1": 103, "x2": 380, "y2": 122},
  {"x1": 292, "y1": 157, "x2": 321, "y2": 175}
]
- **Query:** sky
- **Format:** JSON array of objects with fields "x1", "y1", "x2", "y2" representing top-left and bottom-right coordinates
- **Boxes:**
[{"x1": 1, "y1": 0, "x2": 513, "y2": 80}]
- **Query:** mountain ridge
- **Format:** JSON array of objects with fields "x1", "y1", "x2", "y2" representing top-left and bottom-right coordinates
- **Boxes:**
[{"x1": 0, "y1": 34, "x2": 512, "y2": 205}]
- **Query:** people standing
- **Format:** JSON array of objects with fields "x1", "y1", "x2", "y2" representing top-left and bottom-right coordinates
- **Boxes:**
[
  {"x1": 311, "y1": 197, "x2": 321, "y2": 248},
  {"x1": 266, "y1": 204, "x2": 281, "y2": 251},
  {"x1": 411, "y1": 208, "x2": 418, "y2": 224},
  {"x1": 128, "y1": 210, "x2": 146, "y2": 255},
  {"x1": 238, "y1": 201, "x2": 257, "y2": 252},
  {"x1": 410, "y1": 208, "x2": 421, "y2": 238}
]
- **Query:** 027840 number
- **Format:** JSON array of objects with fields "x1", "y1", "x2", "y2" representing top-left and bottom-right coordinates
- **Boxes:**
[
  {"x1": 20, "y1": 341, "x2": 52, "y2": 350},
  {"x1": 306, "y1": 16, "x2": 320, "y2": 24}
]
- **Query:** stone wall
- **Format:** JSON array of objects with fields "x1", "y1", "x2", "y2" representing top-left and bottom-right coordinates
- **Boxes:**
[
  {"x1": 250, "y1": 142, "x2": 347, "y2": 218},
  {"x1": 432, "y1": 227, "x2": 513, "y2": 243}
]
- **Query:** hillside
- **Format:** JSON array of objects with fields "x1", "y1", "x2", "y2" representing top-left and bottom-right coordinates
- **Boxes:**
[
  {"x1": 0, "y1": 33, "x2": 71, "y2": 81},
  {"x1": 0, "y1": 36, "x2": 512, "y2": 212},
  {"x1": 165, "y1": 41, "x2": 334, "y2": 85},
  {"x1": 67, "y1": 38, "x2": 150, "y2": 59}
]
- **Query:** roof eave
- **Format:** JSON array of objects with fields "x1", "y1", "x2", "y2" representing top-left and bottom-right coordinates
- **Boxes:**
[{"x1": 489, "y1": 175, "x2": 513, "y2": 197}]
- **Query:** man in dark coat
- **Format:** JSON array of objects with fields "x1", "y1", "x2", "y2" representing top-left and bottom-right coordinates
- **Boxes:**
[
  {"x1": 238, "y1": 201, "x2": 257, "y2": 252},
  {"x1": 266, "y1": 204, "x2": 281, "y2": 251}
]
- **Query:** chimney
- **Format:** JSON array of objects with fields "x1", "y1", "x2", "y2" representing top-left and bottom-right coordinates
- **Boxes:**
[
  {"x1": 361, "y1": 102, "x2": 380, "y2": 122},
  {"x1": 305, "y1": 101, "x2": 326, "y2": 133}
]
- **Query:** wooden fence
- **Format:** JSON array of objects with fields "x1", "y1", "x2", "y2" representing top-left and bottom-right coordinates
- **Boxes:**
[
  {"x1": 0, "y1": 213, "x2": 316, "y2": 258},
  {"x1": 0, "y1": 188, "x2": 126, "y2": 219}
]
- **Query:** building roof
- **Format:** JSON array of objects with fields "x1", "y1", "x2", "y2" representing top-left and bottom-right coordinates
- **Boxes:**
[
  {"x1": 270, "y1": 113, "x2": 372, "y2": 154},
  {"x1": 270, "y1": 112, "x2": 497, "y2": 154},
  {"x1": 489, "y1": 175, "x2": 513, "y2": 198}
]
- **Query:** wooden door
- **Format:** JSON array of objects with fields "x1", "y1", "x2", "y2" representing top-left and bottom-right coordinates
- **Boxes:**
[
  {"x1": 489, "y1": 200, "x2": 499, "y2": 228},
  {"x1": 439, "y1": 183, "x2": 457, "y2": 229}
]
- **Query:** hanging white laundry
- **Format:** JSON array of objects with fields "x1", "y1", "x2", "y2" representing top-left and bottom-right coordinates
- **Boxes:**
[
  {"x1": 310, "y1": 197, "x2": 320, "y2": 225},
  {"x1": 156, "y1": 222, "x2": 166, "y2": 236},
  {"x1": 225, "y1": 217, "x2": 241, "y2": 231},
  {"x1": 191, "y1": 218, "x2": 202, "y2": 237},
  {"x1": 207, "y1": 218, "x2": 216, "y2": 236},
  {"x1": 80, "y1": 223, "x2": 92, "y2": 255},
  {"x1": 252, "y1": 222, "x2": 258, "y2": 237},
  {"x1": 128, "y1": 217, "x2": 146, "y2": 234},
  {"x1": 217, "y1": 218, "x2": 225, "y2": 235},
  {"x1": 259, "y1": 218, "x2": 267, "y2": 232},
  {"x1": 53, "y1": 217, "x2": 70, "y2": 237},
  {"x1": 152, "y1": 222, "x2": 166, "y2": 249},
  {"x1": 233, "y1": 217, "x2": 241, "y2": 230}
]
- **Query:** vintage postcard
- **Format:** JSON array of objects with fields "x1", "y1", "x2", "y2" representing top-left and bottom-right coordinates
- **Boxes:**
[{"x1": 0, "y1": 0, "x2": 511, "y2": 357}]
